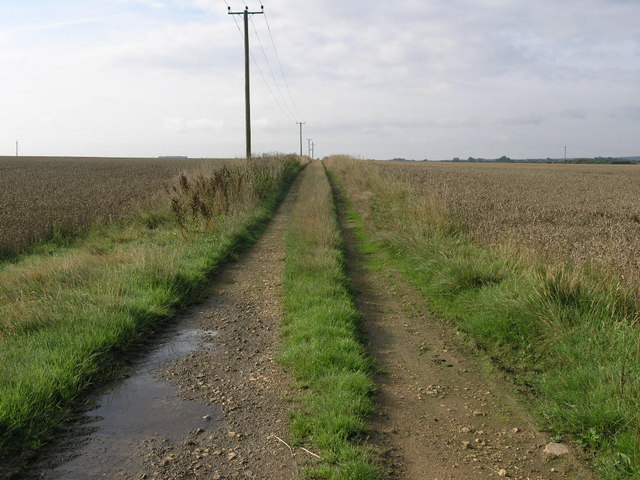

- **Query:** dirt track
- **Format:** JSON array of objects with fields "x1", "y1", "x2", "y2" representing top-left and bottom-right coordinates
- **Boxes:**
[
  {"x1": 13, "y1": 174, "x2": 302, "y2": 480},
  {"x1": 131, "y1": 172, "x2": 301, "y2": 479},
  {"x1": 8, "y1": 166, "x2": 599, "y2": 479},
  {"x1": 334, "y1": 188, "x2": 598, "y2": 480}
]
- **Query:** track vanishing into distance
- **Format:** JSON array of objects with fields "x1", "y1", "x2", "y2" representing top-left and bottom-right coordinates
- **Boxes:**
[
  {"x1": 6, "y1": 164, "x2": 597, "y2": 480},
  {"x1": 12, "y1": 170, "x2": 304, "y2": 480},
  {"x1": 330, "y1": 179, "x2": 597, "y2": 480}
]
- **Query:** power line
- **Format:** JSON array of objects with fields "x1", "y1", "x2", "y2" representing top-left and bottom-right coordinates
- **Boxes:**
[
  {"x1": 263, "y1": 12, "x2": 302, "y2": 120},
  {"x1": 227, "y1": 3, "x2": 243, "y2": 33},
  {"x1": 227, "y1": 1, "x2": 305, "y2": 155},
  {"x1": 228, "y1": 5, "x2": 296, "y2": 123},
  {"x1": 249, "y1": 1, "x2": 302, "y2": 120},
  {"x1": 250, "y1": 16, "x2": 297, "y2": 121},
  {"x1": 249, "y1": 47, "x2": 295, "y2": 122}
]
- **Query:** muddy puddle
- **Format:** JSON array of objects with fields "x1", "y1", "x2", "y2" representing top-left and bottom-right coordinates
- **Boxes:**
[{"x1": 23, "y1": 319, "x2": 223, "y2": 480}]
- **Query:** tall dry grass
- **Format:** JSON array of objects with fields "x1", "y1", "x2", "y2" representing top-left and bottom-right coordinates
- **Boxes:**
[
  {"x1": 0, "y1": 156, "x2": 236, "y2": 256},
  {"x1": 0, "y1": 154, "x2": 301, "y2": 458},
  {"x1": 324, "y1": 155, "x2": 640, "y2": 480},
  {"x1": 165, "y1": 156, "x2": 299, "y2": 233},
  {"x1": 371, "y1": 160, "x2": 640, "y2": 293}
]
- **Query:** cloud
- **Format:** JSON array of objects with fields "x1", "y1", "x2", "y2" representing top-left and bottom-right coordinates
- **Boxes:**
[
  {"x1": 560, "y1": 109, "x2": 588, "y2": 120},
  {"x1": 175, "y1": 0, "x2": 218, "y2": 12},
  {"x1": 163, "y1": 117, "x2": 225, "y2": 133},
  {"x1": 103, "y1": 22, "x2": 238, "y2": 73},
  {"x1": 625, "y1": 106, "x2": 640, "y2": 121},
  {"x1": 0, "y1": 0, "x2": 638, "y2": 159},
  {"x1": 0, "y1": 17, "x2": 104, "y2": 40},
  {"x1": 499, "y1": 116, "x2": 545, "y2": 126},
  {"x1": 127, "y1": 0, "x2": 168, "y2": 8}
]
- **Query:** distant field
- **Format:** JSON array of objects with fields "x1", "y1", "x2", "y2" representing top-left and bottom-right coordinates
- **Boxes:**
[
  {"x1": 325, "y1": 157, "x2": 640, "y2": 479},
  {"x1": 375, "y1": 161, "x2": 640, "y2": 287},
  {"x1": 0, "y1": 156, "x2": 231, "y2": 254}
]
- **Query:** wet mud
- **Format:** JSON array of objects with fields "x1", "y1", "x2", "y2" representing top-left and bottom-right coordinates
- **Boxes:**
[
  {"x1": 9, "y1": 174, "x2": 301, "y2": 480},
  {"x1": 18, "y1": 313, "x2": 222, "y2": 479}
]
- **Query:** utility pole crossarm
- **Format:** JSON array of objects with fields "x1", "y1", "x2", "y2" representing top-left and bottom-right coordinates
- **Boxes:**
[
  {"x1": 227, "y1": 5, "x2": 265, "y2": 15},
  {"x1": 228, "y1": 5, "x2": 264, "y2": 159}
]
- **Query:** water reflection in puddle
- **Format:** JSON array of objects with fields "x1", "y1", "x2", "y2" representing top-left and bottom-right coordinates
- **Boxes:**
[{"x1": 48, "y1": 328, "x2": 221, "y2": 479}]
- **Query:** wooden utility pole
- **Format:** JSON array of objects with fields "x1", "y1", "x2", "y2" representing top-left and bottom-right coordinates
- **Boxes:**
[
  {"x1": 307, "y1": 138, "x2": 312, "y2": 157},
  {"x1": 228, "y1": 5, "x2": 264, "y2": 159},
  {"x1": 297, "y1": 121, "x2": 305, "y2": 156}
]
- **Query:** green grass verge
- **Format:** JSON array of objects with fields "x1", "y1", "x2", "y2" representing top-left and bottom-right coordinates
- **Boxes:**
[
  {"x1": 281, "y1": 162, "x2": 382, "y2": 480},
  {"x1": 0, "y1": 157, "x2": 301, "y2": 460},
  {"x1": 325, "y1": 158, "x2": 640, "y2": 480}
]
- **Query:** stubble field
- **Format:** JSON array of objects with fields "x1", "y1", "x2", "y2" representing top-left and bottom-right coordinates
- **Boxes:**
[
  {"x1": 0, "y1": 156, "x2": 230, "y2": 255},
  {"x1": 375, "y1": 161, "x2": 640, "y2": 289}
]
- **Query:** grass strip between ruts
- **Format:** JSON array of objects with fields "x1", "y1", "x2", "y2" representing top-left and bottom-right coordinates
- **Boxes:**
[
  {"x1": 324, "y1": 157, "x2": 640, "y2": 480},
  {"x1": 0, "y1": 158, "x2": 301, "y2": 460},
  {"x1": 281, "y1": 162, "x2": 382, "y2": 480}
]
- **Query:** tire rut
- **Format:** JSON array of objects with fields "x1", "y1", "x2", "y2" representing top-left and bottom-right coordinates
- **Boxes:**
[
  {"x1": 18, "y1": 176, "x2": 302, "y2": 480},
  {"x1": 137, "y1": 174, "x2": 302, "y2": 480},
  {"x1": 332, "y1": 187, "x2": 597, "y2": 480}
]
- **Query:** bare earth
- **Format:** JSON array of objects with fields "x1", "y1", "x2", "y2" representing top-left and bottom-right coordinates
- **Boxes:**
[
  {"x1": 135, "y1": 179, "x2": 302, "y2": 479},
  {"x1": 7, "y1": 168, "x2": 600, "y2": 479},
  {"x1": 12, "y1": 175, "x2": 301, "y2": 480},
  {"x1": 336, "y1": 196, "x2": 598, "y2": 480}
]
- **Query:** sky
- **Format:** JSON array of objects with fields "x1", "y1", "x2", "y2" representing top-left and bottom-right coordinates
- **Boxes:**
[{"x1": 0, "y1": 0, "x2": 638, "y2": 160}]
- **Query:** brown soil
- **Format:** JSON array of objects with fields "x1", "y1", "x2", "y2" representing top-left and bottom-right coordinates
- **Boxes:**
[
  {"x1": 131, "y1": 179, "x2": 302, "y2": 479},
  {"x1": 5, "y1": 167, "x2": 602, "y2": 480},
  {"x1": 335, "y1": 199, "x2": 599, "y2": 479},
  {"x1": 10, "y1": 176, "x2": 302, "y2": 480}
]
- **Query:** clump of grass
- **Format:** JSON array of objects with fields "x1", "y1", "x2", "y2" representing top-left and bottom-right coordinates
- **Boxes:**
[
  {"x1": 281, "y1": 162, "x2": 382, "y2": 479},
  {"x1": 166, "y1": 156, "x2": 300, "y2": 233},
  {"x1": 325, "y1": 155, "x2": 640, "y2": 480},
  {"x1": 0, "y1": 155, "x2": 301, "y2": 459}
]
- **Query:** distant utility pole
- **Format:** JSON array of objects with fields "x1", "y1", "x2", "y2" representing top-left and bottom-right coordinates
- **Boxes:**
[
  {"x1": 307, "y1": 138, "x2": 312, "y2": 157},
  {"x1": 228, "y1": 5, "x2": 264, "y2": 159},
  {"x1": 15, "y1": 141, "x2": 18, "y2": 157},
  {"x1": 564, "y1": 145, "x2": 567, "y2": 161},
  {"x1": 311, "y1": 141, "x2": 315, "y2": 160},
  {"x1": 297, "y1": 121, "x2": 305, "y2": 156}
]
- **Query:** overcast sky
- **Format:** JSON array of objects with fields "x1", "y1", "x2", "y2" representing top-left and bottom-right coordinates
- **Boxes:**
[{"x1": 0, "y1": 0, "x2": 638, "y2": 160}]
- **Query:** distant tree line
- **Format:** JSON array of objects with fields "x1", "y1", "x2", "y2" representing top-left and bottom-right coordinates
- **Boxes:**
[
  {"x1": 390, "y1": 156, "x2": 639, "y2": 164},
  {"x1": 563, "y1": 157, "x2": 637, "y2": 165}
]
